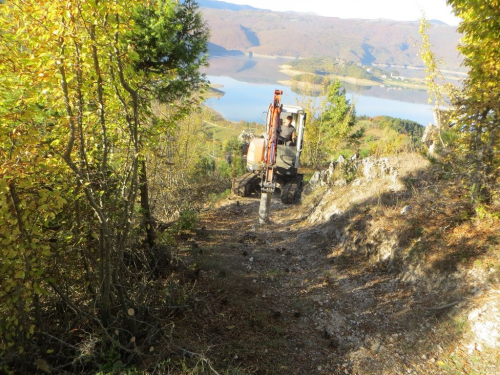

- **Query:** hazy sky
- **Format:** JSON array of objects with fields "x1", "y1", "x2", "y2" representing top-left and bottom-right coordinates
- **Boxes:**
[{"x1": 216, "y1": 0, "x2": 461, "y2": 25}]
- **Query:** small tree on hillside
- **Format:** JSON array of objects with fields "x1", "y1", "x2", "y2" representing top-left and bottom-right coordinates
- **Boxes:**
[
  {"x1": 418, "y1": 16, "x2": 456, "y2": 150},
  {"x1": 304, "y1": 79, "x2": 358, "y2": 166}
]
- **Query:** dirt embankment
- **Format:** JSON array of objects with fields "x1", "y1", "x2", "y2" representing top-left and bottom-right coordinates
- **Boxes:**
[{"x1": 173, "y1": 153, "x2": 500, "y2": 374}]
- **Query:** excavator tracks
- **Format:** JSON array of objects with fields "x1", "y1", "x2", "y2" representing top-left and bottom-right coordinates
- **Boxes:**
[
  {"x1": 232, "y1": 172, "x2": 261, "y2": 197},
  {"x1": 280, "y1": 174, "x2": 303, "y2": 204}
]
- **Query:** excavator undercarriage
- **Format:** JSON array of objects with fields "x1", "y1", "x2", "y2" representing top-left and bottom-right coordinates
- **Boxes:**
[
  {"x1": 232, "y1": 171, "x2": 260, "y2": 197},
  {"x1": 233, "y1": 171, "x2": 303, "y2": 204}
]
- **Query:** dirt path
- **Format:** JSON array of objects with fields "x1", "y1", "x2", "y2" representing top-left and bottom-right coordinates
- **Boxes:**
[
  {"x1": 197, "y1": 197, "x2": 331, "y2": 374},
  {"x1": 173, "y1": 189, "x2": 498, "y2": 374}
]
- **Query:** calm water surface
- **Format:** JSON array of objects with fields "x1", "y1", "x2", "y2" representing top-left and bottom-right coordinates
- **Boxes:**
[
  {"x1": 204, "y1": 56, "x2": 435, "y2": 125},
  {"x1": 206, "y1": 76, "x2": 434, "y2": 125}
]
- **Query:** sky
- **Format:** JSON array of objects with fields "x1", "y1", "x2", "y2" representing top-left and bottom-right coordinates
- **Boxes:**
[{"x1": 216, "y1": 0, "x2": 461, "y2": 25}]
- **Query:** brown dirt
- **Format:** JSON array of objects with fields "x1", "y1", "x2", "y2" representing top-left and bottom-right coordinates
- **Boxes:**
[{"x1": 170, "y1": 155, "x2": 500, "y2": 375}]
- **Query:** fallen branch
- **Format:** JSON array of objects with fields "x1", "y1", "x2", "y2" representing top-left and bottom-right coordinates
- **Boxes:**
[{"x1": 425, "y1": 299, "x2": 461, "y2": 314}]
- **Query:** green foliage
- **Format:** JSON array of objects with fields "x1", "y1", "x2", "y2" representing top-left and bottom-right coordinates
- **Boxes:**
[
  {"x1": 291, "y1": 74, "x2": 325, "y2": 84},
  {"x1": 288, "y1": 58, "x2": 376, "y2": 81},
  {"x1": 216, "y1": 154, "x2": 246, "y2": 180},
  {"x1": 0, "y1": 0, "x2": 209, "y2": 370},
  {"x1": 311, "y1": 115, "x2": 425, "y2": 160},
  {"x1": 322, "y1": 80, "x2": 356, "y2": 128},
  {"x1": 376, "y1": 116, "x2": 424, "y2": 146},
  {"x1": 217, "y1": 160, "x2": 231, "y2": 179},
  {"x1": 340, "y1": 63, "x2": 374, "y2": 80},
  {"x1": 444, "y1": 1, "x2": 500, "y2": 204},
  {"x1": 333, "y1": 160, "x2": 359, "y2": 183},
  {"x1": 129, "y1": 0, "x2": 209, "y2": 104},
  {"x1": 359, "y1": 148, "x2": 371, "y2": 158},
  {"x1": 230, "y1": 155, "x2": 247, "y2": 178},
  {"x1": 219, "y1": 137, "x2": 246, "y2": 179},
  {"x1": 194, "y1": 156, "x2": 217, "y2": 179},
  {"x1": 173, "y1": 209, "x2": 199, "y2": 234},
  {"x1": 300, "y1": 79, "x2": 357, "y2": 166},
  {"x1": 366, "y1": 116, "x2": 424, "y2": 156},
  {"x1": 288, "y1": 57, "x2": 336, "y2": 74},
  {"x1": 223, "y1": 137, "x2": 243, "y2": 153}
]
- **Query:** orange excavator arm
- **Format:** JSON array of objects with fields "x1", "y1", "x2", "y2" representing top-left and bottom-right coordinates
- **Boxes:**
[{"x1": 262, "y1": 89, "x2": 282, "y2": 190}]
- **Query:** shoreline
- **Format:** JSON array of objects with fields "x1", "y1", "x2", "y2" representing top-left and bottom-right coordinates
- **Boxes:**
[
  {"x1": 209, "y1": 52, "x2": 465, "y2": 76},
  {"x1": 205, "y1": 84, "x2": 225, "y2": 99},
  {"x1": 277, "y1": 65, "x2": 429, "y2": 91}
]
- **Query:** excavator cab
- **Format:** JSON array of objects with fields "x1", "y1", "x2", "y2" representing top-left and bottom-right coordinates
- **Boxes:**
[
  {"x1": 233, "y1": 95, "x2": 307, "y2": 205},
  {"x1": 275, "y1": 108, "x2": 306, "y2": 178}
]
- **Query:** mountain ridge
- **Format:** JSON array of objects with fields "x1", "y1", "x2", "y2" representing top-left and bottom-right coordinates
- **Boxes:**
[
  {"x1": 197, "y1": 0, "x2": 262, "y2": 12},
  {"x1": 200, "y1": 5, "x2": 463, "y2": 71}
]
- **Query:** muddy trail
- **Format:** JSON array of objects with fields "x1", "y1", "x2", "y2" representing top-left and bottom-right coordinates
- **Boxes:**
[{"x1": 170, "y1": 154, "x2": 500, "y2": 375}]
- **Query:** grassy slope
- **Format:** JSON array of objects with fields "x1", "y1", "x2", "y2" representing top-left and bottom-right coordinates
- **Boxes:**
[
  {"x1": 201, "y1": 106, "x2": 260, "y2": 144},
  {"x1": 330, "y1": 116, "x2": 424, "y2": 161}
]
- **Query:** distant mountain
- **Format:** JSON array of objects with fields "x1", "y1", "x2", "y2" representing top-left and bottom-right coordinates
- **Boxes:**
[
  {"x1": 197, "y1": 0, "x2": 262, "y2": 12},
  {"x1": 428, "y1": 19, "x2": 449, "y2": 26},
  {"x1": 200, "y1": 6, "x2": 464, "y2": 71},
  {"x1": 207, "y1": 42, "x2": 245, "y2": 57}
]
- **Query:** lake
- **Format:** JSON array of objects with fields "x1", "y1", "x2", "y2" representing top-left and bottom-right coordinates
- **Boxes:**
[{"x1": 204, "y1": 55, "x2": 435, "y2": 126}]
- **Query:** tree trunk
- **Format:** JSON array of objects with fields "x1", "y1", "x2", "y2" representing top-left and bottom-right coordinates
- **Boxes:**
[{"x1": 140, "y1": 159, "x2": 156, "y2": 249}]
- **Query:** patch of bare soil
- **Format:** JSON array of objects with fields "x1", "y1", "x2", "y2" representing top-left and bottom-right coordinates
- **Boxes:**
[{"x1": 172, "y1": 154, "x2": 500, "y2": 375}]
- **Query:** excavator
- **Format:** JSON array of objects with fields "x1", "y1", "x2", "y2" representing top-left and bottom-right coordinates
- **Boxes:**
[{"x1": 232, "y1": 90, "x2": 307, "y2": 223}]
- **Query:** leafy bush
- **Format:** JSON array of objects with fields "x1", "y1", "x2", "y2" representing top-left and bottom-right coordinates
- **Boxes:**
[{"x1": 173, "y1": 210, "x2": 199, "y2": 233}]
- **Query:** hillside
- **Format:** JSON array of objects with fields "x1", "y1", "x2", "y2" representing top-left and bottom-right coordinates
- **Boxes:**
[
  {"x1": 197, "y1": 0, "x2": 261, "y2": 12},
  {"x1": 201, "y1": 7, "x2": 463, "y2": 71},
  {"x1": 165, "y1": 152, "x2": 500, "y2": 374}
]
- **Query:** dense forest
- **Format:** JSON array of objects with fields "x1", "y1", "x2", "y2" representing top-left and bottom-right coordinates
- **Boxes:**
[{"x1": 0, "y1": 0, "x2": 499, "y2": 373}]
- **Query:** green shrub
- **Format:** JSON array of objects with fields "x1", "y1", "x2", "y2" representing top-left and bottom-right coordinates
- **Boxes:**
[
  {"x1": 173, "y1": 209, "x2": 199, "y2": 233},
  {"x1": 359, "y1": 148, "x2": 371, "y2": 158}
]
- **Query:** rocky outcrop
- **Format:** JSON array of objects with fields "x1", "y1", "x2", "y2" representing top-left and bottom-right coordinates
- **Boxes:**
[
  {"x1": 307, "y1": 155, "x2": 402, "y2": 224},
  {"x1": 308, "y1": 154, "x2": 398, "y2": 192}
]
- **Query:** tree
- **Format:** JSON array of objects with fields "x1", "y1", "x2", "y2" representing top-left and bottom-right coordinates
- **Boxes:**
[
  {"x1": 127, "y1": 0, "x2": 209, "y2": 249},
  {"x1": 445, "y1": 1, "x2": 500, "y2": 203},
  {"x1": 418, "y1": 16, "x2": 455, "y2": 148},
  {"x1": 301, "y1": 79, "x2": 358, "y2": 166},
  {"x1": 0, "y1": 0, "x2": 209, "y2": 369},
  {"x1": 130, "y1": 0, "x2": 209, "y2": 103},
  {"x1": 322, "y1": 79, "x2": 356, "y2": 129}
]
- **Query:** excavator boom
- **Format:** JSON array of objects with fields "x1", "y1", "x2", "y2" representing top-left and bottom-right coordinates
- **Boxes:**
[
  {"x1": 263, "y1": 90, "x2": 282, "y2": 190},
  {"x1": 259, "y1": 90, "x2": 282, "y2": 223}
]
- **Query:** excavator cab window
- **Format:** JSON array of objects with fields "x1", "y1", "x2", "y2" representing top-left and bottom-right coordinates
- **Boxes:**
[
  {"x1": 278, "y1": 113, "x2": 296, "y2": 146},
  {"x1": 277, "y1": 118, "x2": 285, "y2": 144}
]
